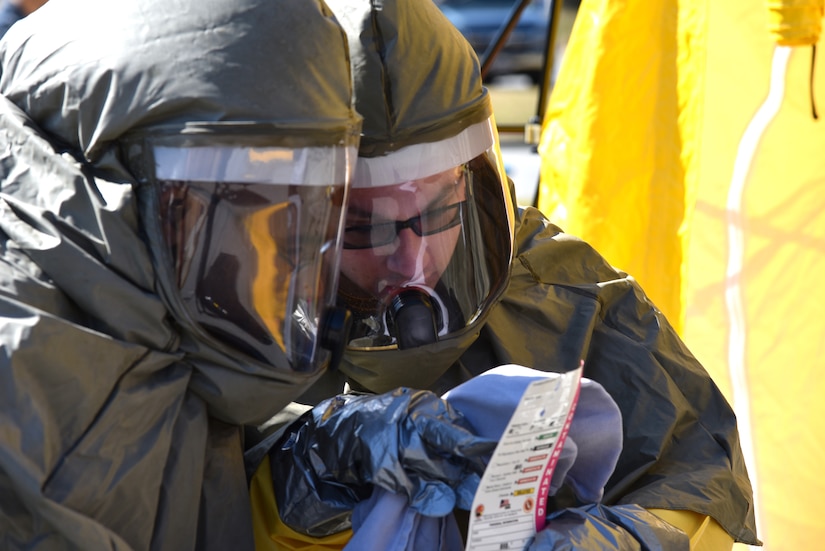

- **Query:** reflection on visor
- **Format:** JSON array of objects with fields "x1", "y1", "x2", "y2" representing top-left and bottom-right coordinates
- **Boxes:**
[
  {"x1": 246, "y1": 201, "x2": 298, "y2": 352},
  {"x1": 161, "y1": 181, "x2": 342, "y2": 369},
  {"x1": 155, "y1": 145, "x2": 350, "y2": 185}
]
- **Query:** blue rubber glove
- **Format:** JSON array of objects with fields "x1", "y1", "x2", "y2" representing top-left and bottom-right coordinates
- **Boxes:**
[{"x1": 269, "y1": 387, "x2": 497, "y2": 536}]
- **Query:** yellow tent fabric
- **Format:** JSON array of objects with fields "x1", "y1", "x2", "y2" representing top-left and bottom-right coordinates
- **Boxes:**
[
  {"x1": 537, "y1": 0, "x2": 825, "y2": 549},
  {"x1": 536, "y1": 0, "x2": 691, "y2": 333}
]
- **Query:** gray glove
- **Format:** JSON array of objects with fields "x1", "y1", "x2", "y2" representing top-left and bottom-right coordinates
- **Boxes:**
[
  {"x1": 529, "y1": 504, "x2": 690, "y2": 551},
  {"x1": 269, "y1": 387, "x2": 497, "y2": 536}
]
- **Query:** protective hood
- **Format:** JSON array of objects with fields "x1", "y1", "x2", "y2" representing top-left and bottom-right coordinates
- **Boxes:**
[
  {"x1": 0, "y1": 0, "x2": 358, "y2": 165},
  {"x1": 0, "y1": 0, "x2": 360, "y2": 422},
  {"x1": 0, "y1": 0, "x2": 358, "y2": 548},
  {"x1": 326, "y1": 0, "x2": 493, "y2": 156},
  {"x1": 326, "y1": 0, "x2": 516, "y2": 392}
]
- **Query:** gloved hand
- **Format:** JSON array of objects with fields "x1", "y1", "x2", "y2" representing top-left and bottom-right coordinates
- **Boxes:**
[
  {"x1": 269, "y1": 387, "x2": 497, "y2": 537},
  {"x1": 529, "y1": 504, "x2": 690, "y2": 551}
]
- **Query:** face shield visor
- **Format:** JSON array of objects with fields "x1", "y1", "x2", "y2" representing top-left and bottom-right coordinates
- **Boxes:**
[
  {"x1": 338, "y1": 117, "x2": 514, "y2": 351},
  {"x1": 123, "y1": 127, "x2": 357, "y2": 374}
]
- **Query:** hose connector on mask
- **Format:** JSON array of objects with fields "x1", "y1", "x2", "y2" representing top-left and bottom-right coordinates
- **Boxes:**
[{"x1": 388, "y1": 288, "x2": 442, "y2": 349}]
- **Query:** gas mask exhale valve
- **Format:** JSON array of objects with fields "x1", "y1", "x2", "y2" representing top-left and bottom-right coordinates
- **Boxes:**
[{"x1": 389, "y1": 289, "x2": 441, "y2": 349}]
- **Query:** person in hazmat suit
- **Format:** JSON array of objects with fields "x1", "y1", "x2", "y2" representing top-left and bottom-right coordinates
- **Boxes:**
[
  {"x1": 0, "y1": 0, "x2": 364, "y2": 549},
  {"x1": 245, "y1": 0, "x2": 760, "y2": 550}
]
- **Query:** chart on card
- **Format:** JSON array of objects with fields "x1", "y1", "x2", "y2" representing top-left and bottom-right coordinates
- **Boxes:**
[{"x1": 464, "y1": 365, "x2": 582, "y2": 551}]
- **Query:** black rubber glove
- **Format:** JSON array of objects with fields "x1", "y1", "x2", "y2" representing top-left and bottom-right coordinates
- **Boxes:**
[{"x1": 269, "y1": 387, "x2": 496, "y2": 536}]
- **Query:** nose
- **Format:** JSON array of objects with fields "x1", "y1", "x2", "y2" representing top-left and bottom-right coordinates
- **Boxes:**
[{"x1": 385, "y1": 227, "x2": 427, "y2": 280}]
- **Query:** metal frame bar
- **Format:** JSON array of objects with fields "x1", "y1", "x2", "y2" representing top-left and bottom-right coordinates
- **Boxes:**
[{"x1": 484, "y1": 0, "x2": 563, "y2": 137}]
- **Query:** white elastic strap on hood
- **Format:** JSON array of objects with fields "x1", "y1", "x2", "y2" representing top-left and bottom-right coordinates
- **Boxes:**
[
  {"x1": 353, "y1": 118, "x2": 495, "y2": 188},
  {"x1": 154, "y1": 145, "x2": 357, "y2": 186}
]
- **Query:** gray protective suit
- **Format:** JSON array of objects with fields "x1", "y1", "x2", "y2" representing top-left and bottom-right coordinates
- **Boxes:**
[
  {"x1": 448, "y1": 211, "x2": 760, "y2": 545},
  {"x1": 0, "y1": 0, "x2": 358, "y2": 549},
  {"x1": 272, "y1": 0, "x2": 760, "y2": 546}
]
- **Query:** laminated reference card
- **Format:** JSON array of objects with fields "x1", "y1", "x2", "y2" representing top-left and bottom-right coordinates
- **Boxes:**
[{"x1": 464, "y1": 364, "x2": 583, "y2": 551}]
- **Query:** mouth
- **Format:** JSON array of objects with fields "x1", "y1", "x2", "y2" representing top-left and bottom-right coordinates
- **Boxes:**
[
  {"x1": 377, "y1": 273, "x2": 436, "y2": 296},
  {"x1": 379, "y1": 283, "x2": 427, "y2": 301}
]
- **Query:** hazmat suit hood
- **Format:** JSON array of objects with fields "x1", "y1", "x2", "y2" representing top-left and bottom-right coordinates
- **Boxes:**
[
  {"x1": 0, "y1": 0, "x2": 360, "y2": 422},
  {"x1": 0, "y1": 0, "x2": 359, "y2": 548},
  {"x1": 326, "y1": 0, "x2": 516, "y2": 393}
]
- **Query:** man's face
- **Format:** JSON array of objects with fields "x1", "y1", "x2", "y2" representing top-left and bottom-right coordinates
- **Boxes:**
[{"x1": 341, "y1": 165, "x2": 466, "y2": 299}]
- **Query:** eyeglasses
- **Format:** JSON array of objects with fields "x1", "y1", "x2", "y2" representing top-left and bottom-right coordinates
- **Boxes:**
[{"x1": 343, "y1": 200, "x2": 466, "y2": 250}]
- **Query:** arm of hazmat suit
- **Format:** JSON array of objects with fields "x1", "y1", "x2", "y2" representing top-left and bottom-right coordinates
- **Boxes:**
[{"x1": 266, "y1": 388, "x2": 496, "y2": 537}]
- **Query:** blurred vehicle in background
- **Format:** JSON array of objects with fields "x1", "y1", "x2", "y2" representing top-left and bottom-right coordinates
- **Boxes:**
[
  {"x1": 438, "y1": 0, "x2": 582, "y2": 206},
  {"x1": 436, "y1": 0, "x2": 550, "y2": 83}
]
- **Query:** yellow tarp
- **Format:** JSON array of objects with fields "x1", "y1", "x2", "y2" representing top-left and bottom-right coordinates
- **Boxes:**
[{"x1": 538, "y1": 0, "x2": 825, "y2": 548}]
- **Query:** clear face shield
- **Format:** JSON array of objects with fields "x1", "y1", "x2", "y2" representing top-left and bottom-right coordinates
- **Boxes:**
[
  {"x1": 123, "y1": 127, "x2": 358, "y2": 374},
  {"x1": 338, "y1": 118, "x2": 514, "y2": 350}
]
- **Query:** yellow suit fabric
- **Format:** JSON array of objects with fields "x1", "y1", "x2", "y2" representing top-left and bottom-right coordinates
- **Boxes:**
[
  {"x1": 250, "y1": 455, "x2": 352, "y2": 550},
  {"x1": 538, "y1": 0, "x2": 825, "y2": 549}
]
